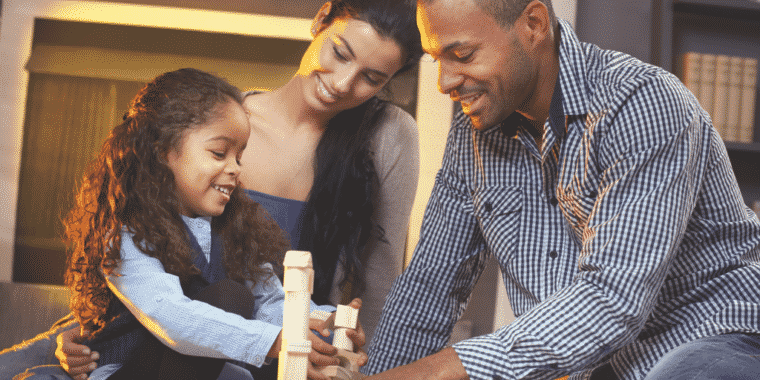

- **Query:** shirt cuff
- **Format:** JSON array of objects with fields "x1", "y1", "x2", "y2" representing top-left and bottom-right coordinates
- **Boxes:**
[
  {"x1": 453, "y1": 334, "x2": 513, "y2": 380},
  {"x1": 247, "y1": 324, "x2": 282, "y2": 367}
]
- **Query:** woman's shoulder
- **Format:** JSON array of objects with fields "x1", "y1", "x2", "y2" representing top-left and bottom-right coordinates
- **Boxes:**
[
  {"x1": 370, "y1": 102, "x2": 419, "y2": 178},
  {"x1": 371, "y1": 102, "x2": 418, "y2": 147}
]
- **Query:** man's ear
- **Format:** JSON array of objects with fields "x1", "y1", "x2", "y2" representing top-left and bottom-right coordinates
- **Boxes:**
[
  {"x1": 311, "y1": 2, "x2": 333, "y2": 37},
  {"x1": 519, "y1": 0, "x2": 552, "y2": 49}
]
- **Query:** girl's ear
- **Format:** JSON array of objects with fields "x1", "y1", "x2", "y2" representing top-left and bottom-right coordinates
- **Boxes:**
[{"x1": 311, "y1": 2, "x2": 333, "y2": 37}]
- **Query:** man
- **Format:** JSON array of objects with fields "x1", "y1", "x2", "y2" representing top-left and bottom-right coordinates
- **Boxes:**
[{"x1": 363, "y1": 0, "x2": 760, "y2": 379}]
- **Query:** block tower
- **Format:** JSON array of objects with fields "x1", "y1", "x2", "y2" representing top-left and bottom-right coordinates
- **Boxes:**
[{"x1": 278, "y1": 250, "x2": 314, "y2": 380}]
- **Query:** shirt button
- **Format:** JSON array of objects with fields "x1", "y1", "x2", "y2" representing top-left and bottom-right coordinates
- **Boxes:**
[
  {"x1": 549, "y1": 250, "x2": 558, "y2": 258},
  {"x1": 550, "y1": 197, "x2": 558, "y2": 206},
  {"x1": 484, "y1": 202, "x2": 493, "y2": 212},
  {"x1": 589, "y1": 190, "x2": 598, "y2": 198}
]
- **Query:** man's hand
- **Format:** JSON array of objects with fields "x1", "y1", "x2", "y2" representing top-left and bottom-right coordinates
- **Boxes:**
[
  {"x1": 365, "y1": 347, "x2": 470, "y2": 380},
  {"x1": 307, "y1": 320, "x2": 340, "y2": 380},
  {"x1": 55, "y1": 327, "x2": 99, "y2": 380},
  {"x1": 314, "y1": 298, "x2": 368, "y2": 366},
  {"x1": 267, "y1": 321, "x2": 341, "y2": 380}
]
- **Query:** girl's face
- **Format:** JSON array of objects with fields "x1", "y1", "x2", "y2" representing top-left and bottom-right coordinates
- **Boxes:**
[
  {"x1": 166, "y1": 101, "x2": 250, "y2": 218},
  {"x1": 297, "y1": 11, "x2": 404, "y2": 114}
]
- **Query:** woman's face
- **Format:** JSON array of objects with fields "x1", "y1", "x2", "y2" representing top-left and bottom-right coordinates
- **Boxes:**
[{"x1": 297, "y1": 15, "x2": 404, "y2": 114}]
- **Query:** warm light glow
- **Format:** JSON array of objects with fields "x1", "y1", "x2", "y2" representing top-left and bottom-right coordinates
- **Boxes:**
[
  {"x1": 0, "y1": 1, "x2": 315, "y2": 282},
  {"x1": 41, "y1": 1, "x2": 313, "y2": 41}
]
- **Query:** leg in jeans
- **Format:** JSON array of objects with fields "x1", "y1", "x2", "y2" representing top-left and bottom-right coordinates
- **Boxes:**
[
  {"x1": 0, "y1": 315, "x2": 78, "y2": 379},
  {"x1": 644, "y1": 333, "x2": 760, "y2": 380},
  {"x1": 12, "y1": 365, "x2": 76, "y2": 380}
]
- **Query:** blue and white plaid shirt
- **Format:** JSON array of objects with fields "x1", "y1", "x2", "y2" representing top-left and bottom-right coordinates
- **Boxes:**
[{"x1": 365, "y1": 20, "x2": 760, "y2": 380}]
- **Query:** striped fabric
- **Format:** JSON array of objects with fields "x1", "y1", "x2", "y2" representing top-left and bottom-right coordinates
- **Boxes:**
[{"x1": 364, "y1": 20, "x2": 760, "y2": 380}]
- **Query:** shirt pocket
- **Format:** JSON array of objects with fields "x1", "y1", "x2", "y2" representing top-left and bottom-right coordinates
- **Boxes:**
[
  {"x1": 469, "y1": 186, "x2": 522, "y2": 259},
  {"x1": 556, "y1": 176, "x2": 600, "y2": 243}
]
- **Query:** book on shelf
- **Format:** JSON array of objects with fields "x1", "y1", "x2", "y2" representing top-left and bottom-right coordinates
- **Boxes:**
[
  {"x1": 698, "y1": 53, "x2": 717, "y2": 127},
  {"x1": 725, "y1": 57, "x2": 743, "y2": 143},
  {"x1": 740, "y1": 57, "x2": 757, "y2": 144},
  {"x1": 680, "y1": 52, "x2": 757, "y2": 144},
  {"x1": 682, "y1": 52, "x2": 701, "y2": 100},
  {"x1": 712, "y1": 55, "x2": 730, "y2": 140}
]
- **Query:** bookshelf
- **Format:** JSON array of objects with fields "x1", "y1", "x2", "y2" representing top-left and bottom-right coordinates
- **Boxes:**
[{"x1": 656, "y1": 0, "x2": 760, "y2": 207}]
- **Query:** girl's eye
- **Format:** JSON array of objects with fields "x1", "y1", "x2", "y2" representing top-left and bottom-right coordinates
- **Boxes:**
[
  {"x1": 333, "y1": 46, "x2": 348, "y2": 62},
  {"x1": 212, "y1": 151, "x2": 225, "y2": 159}
]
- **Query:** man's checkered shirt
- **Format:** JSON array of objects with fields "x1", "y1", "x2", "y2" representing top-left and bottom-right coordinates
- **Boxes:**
[{"x1": 364, "y1": 19, "x2": 760, "y2": 380}]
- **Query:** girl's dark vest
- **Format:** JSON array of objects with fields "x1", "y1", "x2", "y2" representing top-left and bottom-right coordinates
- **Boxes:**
[{"x1": 84, "y1": 227, "x2": 226, "y2": 366}]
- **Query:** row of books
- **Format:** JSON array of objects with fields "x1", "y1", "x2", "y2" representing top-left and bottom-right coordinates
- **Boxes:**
[{"x1": 681, "y1": 52, "x2": 757, "y2": 144}]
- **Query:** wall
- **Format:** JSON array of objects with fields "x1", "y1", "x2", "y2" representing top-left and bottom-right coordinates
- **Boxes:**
[{"x1": 575, "y1": 0, "x2": 657, "y2": 64}]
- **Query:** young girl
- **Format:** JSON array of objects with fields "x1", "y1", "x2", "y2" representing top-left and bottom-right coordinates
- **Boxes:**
[{"x1": 15, "y1": 68, "x2": 357, "y2": 380}]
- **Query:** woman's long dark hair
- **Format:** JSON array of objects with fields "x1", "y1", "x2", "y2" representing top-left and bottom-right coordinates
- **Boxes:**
[
  {"x1": 300, "y1": 0, "x2": 423, "y2": 304},
  {"x1": 63, "y1": 68, "x2": 288, "y2": 333}
]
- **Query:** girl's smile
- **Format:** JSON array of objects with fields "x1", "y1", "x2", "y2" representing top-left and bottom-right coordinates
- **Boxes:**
[{"x1": 166, "y1": 100, "x2": 251, "y2": 218}]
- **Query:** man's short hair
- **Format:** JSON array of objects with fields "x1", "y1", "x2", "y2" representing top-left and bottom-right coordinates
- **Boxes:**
[{"x1": 419, "y1": 0, "x2": 557, "y2": 30}]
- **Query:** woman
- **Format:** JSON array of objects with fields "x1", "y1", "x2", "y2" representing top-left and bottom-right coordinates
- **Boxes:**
[
  {"x1": 239, "y1": 0, "x2": 422, "y2": 332},
  {"x1": 2, "y1": 0, "x2": 422, "y2": 379}
]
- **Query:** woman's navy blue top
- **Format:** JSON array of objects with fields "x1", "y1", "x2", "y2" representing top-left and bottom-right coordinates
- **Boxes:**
[{"x1": 244, "y1": 189, "x2": 306, "y2": 250}]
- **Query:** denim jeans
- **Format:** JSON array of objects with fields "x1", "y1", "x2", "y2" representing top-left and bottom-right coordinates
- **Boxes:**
[
  {"x1": 0, "y1": 315, "x2": 77, "y2": 380},
  {"x1": 643, "y1": 333, "x2": 760, "y2": 380}
]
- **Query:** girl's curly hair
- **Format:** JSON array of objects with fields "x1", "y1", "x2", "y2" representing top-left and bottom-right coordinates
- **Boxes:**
[{"x1": 63, "y1": 68, "x2": 288, "y2": 333}]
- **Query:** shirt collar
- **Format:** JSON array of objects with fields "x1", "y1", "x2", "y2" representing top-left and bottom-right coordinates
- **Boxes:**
[
  {"x1": 500, "y1": 20, "x2": 582, "y2": 139},
  {"x1": 549, "y1": 76, "x2": 565, "y2": 140},
  {"x1": 499, "y1": 79, "x2": 564, "y2": 140},
  {"x1": 556, "y1": 19, "x2": 590, "y2": 117}
]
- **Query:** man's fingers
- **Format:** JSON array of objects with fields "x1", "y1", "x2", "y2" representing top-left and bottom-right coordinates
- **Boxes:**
[
  {"x1": 355, "y1": 347, "x2": 369, "y2": 366},
  {"x1": 307, "y1": 365, "x2": 331, "y2": 380},
  {"x1": 309, "y1": 317, "x2": 332, "y2": 337},
  {"x1": 309, "y1": 350, "x2": 340, "y2": 367},
  {"x1": 347, "y1": 298, "x2": 362, "y2": 310},
  {"x1": 346, "y1": 325, "x2": 366, "y2": 348},
  {"x1": 310, "y1": 334, "x2": 337, "y2": 356}
]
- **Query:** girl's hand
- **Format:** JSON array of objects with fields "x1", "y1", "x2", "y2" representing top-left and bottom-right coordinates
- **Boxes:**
[{"x1": 55, "y1": 327, "x2": 99, "y2": 380}]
